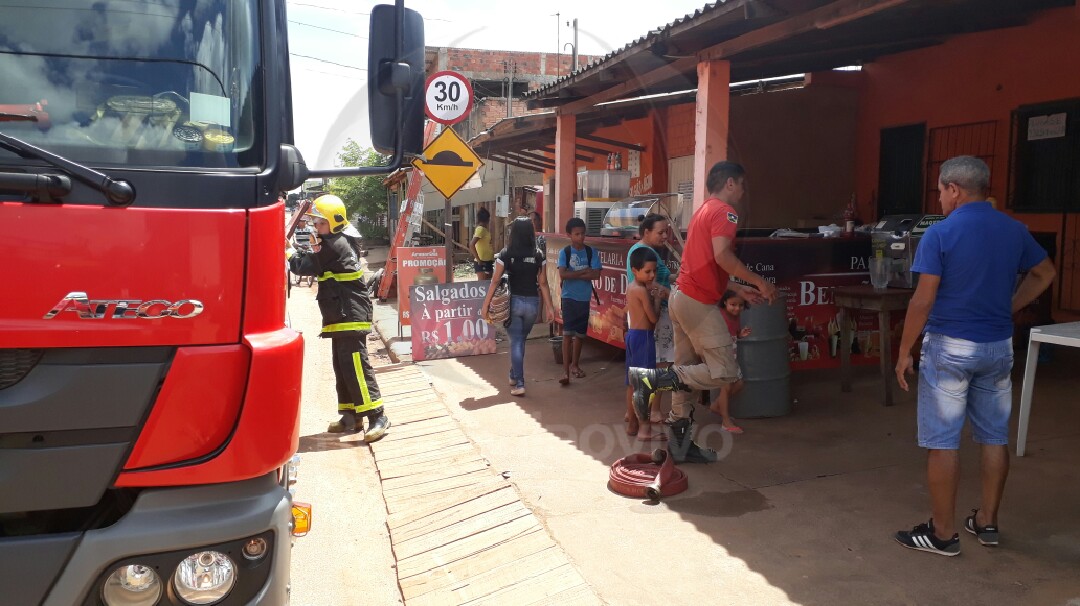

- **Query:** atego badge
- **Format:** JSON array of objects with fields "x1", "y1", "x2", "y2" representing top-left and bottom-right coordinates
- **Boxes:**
[{"x1": 44, "y1": 292, "x2": 205, "y2": 319}]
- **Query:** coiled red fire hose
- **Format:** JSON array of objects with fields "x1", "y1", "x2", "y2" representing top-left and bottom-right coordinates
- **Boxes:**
[{"x1": 608, "y1": 449, "x2": 688, "y2": 500}]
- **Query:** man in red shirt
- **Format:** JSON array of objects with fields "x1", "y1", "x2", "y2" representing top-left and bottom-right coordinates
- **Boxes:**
[{"x1": 630, "y1": 161, "x2": 777, "y2": 463}]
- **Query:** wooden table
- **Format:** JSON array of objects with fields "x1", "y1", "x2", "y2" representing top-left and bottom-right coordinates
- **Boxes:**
[
  {"x1": 1016, "y1": 321, "x2": 1080, "y2": 456},
  {"x1": 834, "y1": 285, "x2": 914, "y2": 406}
]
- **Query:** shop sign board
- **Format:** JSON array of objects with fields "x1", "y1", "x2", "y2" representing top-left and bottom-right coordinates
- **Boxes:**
[
  {"x1": 409, "y1": 280, "x2": 497, "y2": 361},
  {"x1": 397, "y1": 246, "x2": 447, "y2": 325},
  {"x1": 1027, "y1": 113, "x2": 1067, "y2": 141}
]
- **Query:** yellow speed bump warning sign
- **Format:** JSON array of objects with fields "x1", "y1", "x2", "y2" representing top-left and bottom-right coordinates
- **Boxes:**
[{"x1": 411, "y1": 127, "x2": 484, "y2": 199}]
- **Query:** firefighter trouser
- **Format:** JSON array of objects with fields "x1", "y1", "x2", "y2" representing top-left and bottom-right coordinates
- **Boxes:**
[
  {"x1": 668, "y1": 288, "x2": 740, "y2": 420},
  {"x1": 331, "y1": 334, "x2": 383, "y2": 415}
]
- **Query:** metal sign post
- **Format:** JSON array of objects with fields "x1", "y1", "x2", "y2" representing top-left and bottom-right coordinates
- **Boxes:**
[{"x1": 445, "y1": 196, "x2": 453, "y2": 282}]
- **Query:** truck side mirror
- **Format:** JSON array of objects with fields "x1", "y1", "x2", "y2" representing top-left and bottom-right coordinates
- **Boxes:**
[{"x1": 368, "y1": 3, "x2": 424, "y2": 157}]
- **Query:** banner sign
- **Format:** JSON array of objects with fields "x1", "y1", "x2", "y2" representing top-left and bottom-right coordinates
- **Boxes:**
[
  {"x1": 545, "y1": 234, "x2": 895, "y2": 369},
  {"x1": 397, "y1": 246, "x2": 447, "y2": 326},
  {"x1": 409, "y1": 280, "x2": 497, "y2": 361},
  {"x1": 545, "y1": 235, "x2": 638, "y2": 348},
  {"x1": 736, "y1": 238, "x2": 898, "y2": 370}
]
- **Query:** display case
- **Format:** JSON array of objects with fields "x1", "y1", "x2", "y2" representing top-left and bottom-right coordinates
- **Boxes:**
[{"x1": 576, "y1": 170, "x2": 630, "y2": 201}]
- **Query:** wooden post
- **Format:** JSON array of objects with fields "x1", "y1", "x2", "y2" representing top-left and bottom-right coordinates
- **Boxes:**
[
  {"x1": 692, "y1": 59, "x2": 731, "y2": 212},
  {"x1": 554, "y1": 111, "x2": 577, "y2": 231}
]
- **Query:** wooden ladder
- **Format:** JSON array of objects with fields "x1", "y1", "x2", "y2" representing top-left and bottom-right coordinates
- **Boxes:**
[{"x1": 377, "y1": 122, "x2": 438, "y2": 301}]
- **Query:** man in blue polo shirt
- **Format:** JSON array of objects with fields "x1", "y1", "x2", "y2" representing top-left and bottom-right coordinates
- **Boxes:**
[{"x1": 893, "y1": 156, "x2": 1055, "y2": 556}]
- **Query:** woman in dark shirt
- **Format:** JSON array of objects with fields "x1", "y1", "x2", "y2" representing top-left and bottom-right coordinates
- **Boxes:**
[{"x1": 481, "y1": 217, "x2": 554, "y2": 396}]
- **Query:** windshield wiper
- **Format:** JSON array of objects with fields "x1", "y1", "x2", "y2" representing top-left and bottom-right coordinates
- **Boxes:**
[{"x1": 0, "y1": 130, "x2": 134, "y2": 205}]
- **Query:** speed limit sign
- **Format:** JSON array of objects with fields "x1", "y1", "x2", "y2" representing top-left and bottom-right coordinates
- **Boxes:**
[{"x1": 424, "y1": 71, "x2": 474, "y2": 125}]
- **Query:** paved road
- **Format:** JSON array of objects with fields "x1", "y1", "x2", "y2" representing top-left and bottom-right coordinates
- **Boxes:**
[{"x1": 287, "y1": 286, "x2": 401, "y2": 606}]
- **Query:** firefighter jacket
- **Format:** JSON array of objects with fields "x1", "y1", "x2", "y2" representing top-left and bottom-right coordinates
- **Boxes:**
[{"x1": 288, "y1": 233, "x2": 373, "y2": 337}]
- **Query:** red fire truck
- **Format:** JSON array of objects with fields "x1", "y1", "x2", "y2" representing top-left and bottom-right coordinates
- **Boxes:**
[{"x1": 0, "y1": 1, "x2": 424, "y2": 604}]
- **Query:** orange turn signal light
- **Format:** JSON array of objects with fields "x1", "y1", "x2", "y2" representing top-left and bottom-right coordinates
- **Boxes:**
[{"x1": 291, "y1": 501, "x2": 312, "y2": 537}]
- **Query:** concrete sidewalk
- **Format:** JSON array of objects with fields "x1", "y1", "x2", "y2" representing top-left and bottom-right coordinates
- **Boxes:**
[{"x1": 389, "y1": 332, "x2": 1080, "y2": 606}]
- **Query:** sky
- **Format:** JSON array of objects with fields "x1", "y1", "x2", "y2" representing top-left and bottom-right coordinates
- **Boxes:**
[{"x1": 286, "y1": 0, "x2": 712, "y2": 167}]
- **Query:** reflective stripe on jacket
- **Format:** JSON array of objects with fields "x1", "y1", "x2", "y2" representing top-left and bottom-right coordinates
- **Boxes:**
[{"x1": 288, "y1": 233, "x2": 373, "y2": 337}]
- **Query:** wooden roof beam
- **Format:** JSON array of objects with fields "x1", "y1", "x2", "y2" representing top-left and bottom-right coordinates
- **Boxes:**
[
  {"x1": 489, "y1": 154, "x2": 548, "y2": 172},
  {"x1": 531, "y1": 146, "x2": 593, "y2": 163},
  {"x1": 558, "y1": 56, "x2": 698, "y2": 115},
  {"x1": 577, "y1": 134, "x2": 646, "y2": 152},
  {"x1": 501, "y1": 151, "x2": 557, "y2": 170},
  {"x1": 699, "y1": 0, "x2": 912, "y2": 61},
  {"x1": 540, "y1": 143, "x2": 620, "y2": 157}
]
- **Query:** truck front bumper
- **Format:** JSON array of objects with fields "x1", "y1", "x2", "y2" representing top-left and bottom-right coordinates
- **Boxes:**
[{"x1": 44, "y1": 473, "x2": 292, "y2": 606}]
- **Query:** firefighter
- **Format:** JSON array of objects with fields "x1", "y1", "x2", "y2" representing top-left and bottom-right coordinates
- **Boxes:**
[{"x1": 288, "y1": 194, "x2": 390, "y2": 441}]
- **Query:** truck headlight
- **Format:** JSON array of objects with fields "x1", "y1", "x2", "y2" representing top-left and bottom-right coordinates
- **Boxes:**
[
  {"x1": 173, "y1": 551, "x2": 236, "y2": 605},
  {"x1": 102, "y1": 564, "x2": 162, "y2": 606}
]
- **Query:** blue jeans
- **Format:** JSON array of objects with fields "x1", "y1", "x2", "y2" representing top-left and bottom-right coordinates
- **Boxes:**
[
  {"x1": 508, "y1": 295, "x2": 540, "y2": 388},
  {"x1": 918, "y1": 333, "x2": 1014, "y2": 449}
]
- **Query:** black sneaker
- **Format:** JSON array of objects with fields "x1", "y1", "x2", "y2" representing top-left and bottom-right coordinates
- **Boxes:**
[
  {"x1": 894, "y1": 520, "x2": 960, "y2": 556},
  {"x1": 964, "y1": 509, "x2": 1000, "y2": 546}
]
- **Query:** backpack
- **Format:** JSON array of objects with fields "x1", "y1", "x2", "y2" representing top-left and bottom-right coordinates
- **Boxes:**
[{"x1": 560, "y1": 245, "x2": 601, "y2": 304}]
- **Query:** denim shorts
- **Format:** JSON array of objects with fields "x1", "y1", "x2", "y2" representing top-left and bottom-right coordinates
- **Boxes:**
[
  {"x1": 918, "y1": 333, "x2": 1014, "y2": 450},
  {"x1": 561, "y1": 298, "x2": 590, "y2": 337}
]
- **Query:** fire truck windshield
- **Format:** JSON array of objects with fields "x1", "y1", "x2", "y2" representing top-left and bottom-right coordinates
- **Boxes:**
[{"x1": 0, "y1": 0, "x2": 261, "y2": 170}]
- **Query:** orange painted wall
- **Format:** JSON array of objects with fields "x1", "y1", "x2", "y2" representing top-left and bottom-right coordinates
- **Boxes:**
[
  {"x1": 665, "y1": 104, "x2": 696, "y2": 158},
  {"x1": 855, "y1": 6, "x2": 1080, "y2": 237},
  {"x1": 576, "y1": 114, "x2": 665, "y2": 197},
  {"x1": 662, "y1": 83, "x2": 860, "y2": 227},
  {"x1": 542, "y1": 113, "x2": 665, "y2": 211},
  {"x1": 727, "y1": 81, "x2": 859, "y2": 227},
  {"x1": 545, "y1": 83, "x2": 859, "y2": 228}
]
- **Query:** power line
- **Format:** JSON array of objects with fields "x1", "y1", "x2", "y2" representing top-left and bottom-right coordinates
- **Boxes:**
[
  {"x1": 288, "y1": 2, "x2": 369, "y2": 16},
  {"x1": 289, "y1": 52, "x2": 366, "y2": 71},
  {"x1": 288, "y1": 1, "x2": 453, "y2": 22},
  {"x1": 288, "y1": 19, "x2": 368, "y2": 39},
  {"x1": 296, "y1": 68, "x2": 365, "y2": 80}
]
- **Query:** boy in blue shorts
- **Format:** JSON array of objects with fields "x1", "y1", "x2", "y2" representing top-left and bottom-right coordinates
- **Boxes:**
[
  {"x1": 558, "y1": 217, "x2": 602, "y2": 385},
  {"x1": 624, "y1": 247, "x2": 665, "y2": 441}
]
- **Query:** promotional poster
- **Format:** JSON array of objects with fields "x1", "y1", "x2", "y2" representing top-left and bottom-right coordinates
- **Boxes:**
[
  {"x1": 409, "y1": 280, "x2": 497, "y2": 361},
  {"x1": 396, "y1": 246, "x2": 447, "y2": 325}
]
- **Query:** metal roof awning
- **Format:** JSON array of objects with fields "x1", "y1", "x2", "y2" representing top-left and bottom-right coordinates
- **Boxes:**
[
  {"x1": 471, "y1": 75, "x2": 805, "y2": 171},
  {"x1": 526, "y1": 0, "x2": 1072, "y2": 110}
]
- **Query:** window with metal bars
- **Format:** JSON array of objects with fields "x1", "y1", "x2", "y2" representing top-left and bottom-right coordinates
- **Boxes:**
[
  {"x1": 1008, "y1": 99, "x2": 1080, "y2": 213},
  {"x1": 925, "y1": 121, "x2": 997, "y2": 214}
]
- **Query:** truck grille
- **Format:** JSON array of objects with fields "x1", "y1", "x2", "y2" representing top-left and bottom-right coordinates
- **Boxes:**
[{"x1": 0, "y1": 349, "x2": 43, "y2": 390}]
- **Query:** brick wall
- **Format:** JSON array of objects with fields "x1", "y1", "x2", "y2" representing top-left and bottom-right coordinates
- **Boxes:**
[{"x1": 425, "y1": 46, "x2": 598, "y2": 86}]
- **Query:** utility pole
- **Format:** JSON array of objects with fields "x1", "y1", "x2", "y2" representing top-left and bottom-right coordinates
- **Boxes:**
[
  {"x1": 503, "y1": 61, "x2": 517, "y2": 203},
  {"x1": 570, "y1": 18, "x2": 578, "y2": 72},
  {"x1": 554, "y1": 12, "x2": 560, "y2": 77}
]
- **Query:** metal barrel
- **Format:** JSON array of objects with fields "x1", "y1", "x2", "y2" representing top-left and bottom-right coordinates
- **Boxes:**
[{"x1": 711, "y1": 298, "x2": 792, "y2": 418}]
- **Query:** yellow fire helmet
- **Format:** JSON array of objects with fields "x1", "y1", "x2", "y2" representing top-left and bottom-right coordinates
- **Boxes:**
[{"x1": 308, "y1": 194, "x2": 349, "y2": 234}]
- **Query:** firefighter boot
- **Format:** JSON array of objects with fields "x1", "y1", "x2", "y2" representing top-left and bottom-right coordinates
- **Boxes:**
[
  {"x1": 628, "y1": 367, "x2": 686, "y2": 422},
  {"x1": 364, "y1": 408, "x2": 391, "y2": 443},
  {"x1": 667, "y1": 417, "x2": 718, "y2": 464},
  {"x1": 327, "y1": 409, "x2": 359, "y2": 433}
]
